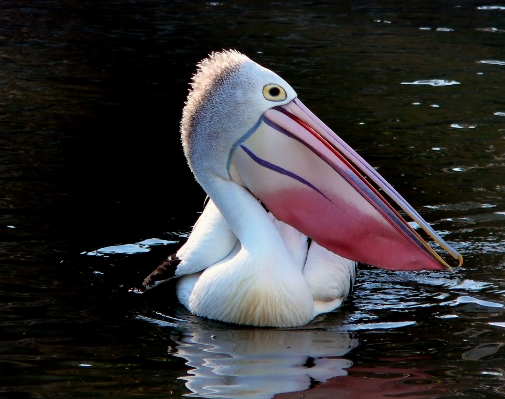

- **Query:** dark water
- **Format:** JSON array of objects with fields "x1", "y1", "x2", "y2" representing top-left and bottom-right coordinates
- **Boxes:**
[{"x1": 2, "y1": 1, "x2": 505, "y2": 397}]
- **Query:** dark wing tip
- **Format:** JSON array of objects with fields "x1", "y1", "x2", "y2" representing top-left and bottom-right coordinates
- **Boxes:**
[{"x1": 141, "y1": 254, "x2": 181, "y2": 290}]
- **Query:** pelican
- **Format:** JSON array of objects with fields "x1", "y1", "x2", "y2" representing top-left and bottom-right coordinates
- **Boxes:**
[{"x1": 143, "y1": 50, "x2": 462, "y2": 327}]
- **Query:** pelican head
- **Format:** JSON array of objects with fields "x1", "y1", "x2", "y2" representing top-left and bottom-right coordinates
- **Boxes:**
[
  {"x1": 179, "y1": 50, "x2": 462, "y2": 273},
  {"x1": 182, "y1": 50, "x2": 296, "y2": 186}
]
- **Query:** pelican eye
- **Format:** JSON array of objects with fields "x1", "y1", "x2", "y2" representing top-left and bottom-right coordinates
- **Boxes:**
[{"x1": 263, "y1": 84, "x2": 287, "y2": 102}]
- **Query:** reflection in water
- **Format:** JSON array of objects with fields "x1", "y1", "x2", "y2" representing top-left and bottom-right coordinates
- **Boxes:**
[
  {"x1": 143, "y1": 313, "x2": 450, "y2": 398},
  {"x1": 277, "y1": 367, "x2": 446, "y2": 399},
  {"x1": 168, "y1": 320, "x2": 357, "y2": 399}
]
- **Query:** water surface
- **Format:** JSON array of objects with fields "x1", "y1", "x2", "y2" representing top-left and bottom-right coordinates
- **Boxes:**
[{"x1": 2, "y1": 1, "x2": 505, "y2": 398}]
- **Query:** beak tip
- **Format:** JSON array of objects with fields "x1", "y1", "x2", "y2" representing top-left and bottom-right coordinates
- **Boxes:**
[{"x1": 456, "y1": 254, "x2": 464, "y2": 268}]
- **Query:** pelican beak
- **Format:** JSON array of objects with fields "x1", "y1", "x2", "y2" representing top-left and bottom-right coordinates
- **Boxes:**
[{"x1": 229, "y1": 98, "x2": 463, "y2": 271}]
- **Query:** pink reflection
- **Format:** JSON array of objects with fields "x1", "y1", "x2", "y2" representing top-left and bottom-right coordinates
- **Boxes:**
[{"x1": 276, "y1": 367, "x2": 445, "y2": 399}]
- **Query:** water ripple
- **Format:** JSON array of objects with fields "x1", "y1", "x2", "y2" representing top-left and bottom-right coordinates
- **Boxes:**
[
  {"x1": 340, "y1": 321, "x2": 416, "y2": 331},
  {"x1": 89, "y1": 244, "x2": 150, "y2": 255},
  {"x1": 489, "y1": 322, "x2": 505, "y2": 328},
  {"x1": 451, "y1": 123, "x2": 477, "y2": 129},
  {"x1": 84, "y1": 237, "x2": 177, "y2": 256},
  {"x1": 401, "y1": 79, "x2": 460, "y2": 86},
  {"x1": 424, "y1": 203, "x2": 497, "y2": 211},
  {"x1": 476, "y1": 27, "x2": 505, "y2": 32},
  {"x1": 449, "y1": 279, "x2": 492, "y2": 291},
  {"x1": 440, "y1": 295, "x2": 504, "y2": 308},
  {"x1": 480, "y1": 60, "x2": 505, "y2": 65},
  {"x1": 477, "y1": 5, "x2": 505, "y2": 10}
]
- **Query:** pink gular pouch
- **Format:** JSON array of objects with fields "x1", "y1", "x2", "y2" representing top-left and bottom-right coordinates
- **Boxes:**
[{"x1": 229, "y1": 97, "x2": 463, "y2": 272}]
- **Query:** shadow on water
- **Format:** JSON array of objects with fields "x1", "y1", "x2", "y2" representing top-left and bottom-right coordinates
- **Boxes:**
[{"x1": 3, "y1": 0, "x2": 505, "y2": 398}]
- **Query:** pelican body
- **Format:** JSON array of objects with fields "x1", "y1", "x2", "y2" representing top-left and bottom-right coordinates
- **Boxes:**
[{"x1": 144, "y1": 50, "x2": 462, "y2": 327}]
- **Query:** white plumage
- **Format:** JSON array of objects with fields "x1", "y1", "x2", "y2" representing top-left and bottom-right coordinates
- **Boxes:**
[{"x1": 175, "y1": 199, "x2": 355, "y2": 327}]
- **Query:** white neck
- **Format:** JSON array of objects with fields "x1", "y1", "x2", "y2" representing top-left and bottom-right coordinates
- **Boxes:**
[{"x1": 206, "y1": 176, "x2": 293, "y2": 269}]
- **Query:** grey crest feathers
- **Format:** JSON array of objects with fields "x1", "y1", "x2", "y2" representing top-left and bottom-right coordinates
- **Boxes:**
[
  {"x1": 180, "y1": 50, "x2": 252, "y2": 176},
  {"x1": 182, "y1": 50, "x2": 250, "y2": 131}
]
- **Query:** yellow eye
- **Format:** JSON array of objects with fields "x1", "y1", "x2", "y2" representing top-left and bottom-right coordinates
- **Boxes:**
[{"x1": 263, "y1": 84, "x2": 287, "y2": 102}]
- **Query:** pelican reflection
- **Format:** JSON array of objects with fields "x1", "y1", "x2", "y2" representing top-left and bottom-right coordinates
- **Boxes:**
[{"x1": 167, "y1": 319, "x2": 357, "y2": 399}]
